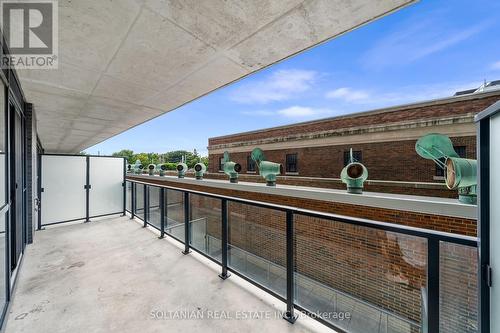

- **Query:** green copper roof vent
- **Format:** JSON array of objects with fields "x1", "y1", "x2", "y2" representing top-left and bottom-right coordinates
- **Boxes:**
[
  {"x1": 157, "y1": 164, "x2": 167, "y2": 176},
  {"x1": 340, "y1": 148, "x2": 368, "y2": 194},
  {"x1": 416, "y1": 133, "x2": 477, "y2": 204},
  {"x1": 222, "y1": 151, "x2": 241, "y2": 183},
  {"x1": 251, "y1": 148, "x2": 283, "y2": 186},
  {"x1": 147, "y1": 164, "x2": 156, "y2": 176},
  {"x1": 176, "y1": 162, "x2": 188, "y2": 178},
  {"x1": 194, "y1": 163, "x2": 207, "y2": 180},
  {"x1": 132, "y1": 160, "x2": 143, "y2": 175}
]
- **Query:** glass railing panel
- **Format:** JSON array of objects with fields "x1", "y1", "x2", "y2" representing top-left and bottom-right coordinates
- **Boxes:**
[
  {"x1": 440, "y1": 242, "x2": 478, "y2": 333},
  {"x1": 165, "y1": 189, "x2": 184, "y2": 242},
  {"x1": 189, "y1": 194, "x2": 221, "y2": 261},
  {"x1": 294, "y1": 214, "x2": 425, "y2": 333},
  {"x1": 125, "y1": 181, "x2": 132, "y2": 212},
  {"x1": 228, "y1": 202, "x2": 286, "y2": 297},
  {"x1": 147, "y1": 186, "x2": 161, "y2": 229},
  {"x1": 135, "y1": 184, "x2": 144, "y2": 219},
  {"x1": 0, "y1": 210, "x2": 6, "y2": 310}
]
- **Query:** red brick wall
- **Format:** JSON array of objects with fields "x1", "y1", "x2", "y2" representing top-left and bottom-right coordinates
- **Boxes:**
[{"x1": 208, "y1": 136, "x2": 476, "y2": 183}]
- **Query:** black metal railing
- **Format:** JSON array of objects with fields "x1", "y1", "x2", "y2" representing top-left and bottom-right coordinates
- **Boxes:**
[{"x1": 125, "y1": 179, "x2": 478, "y2": 333}]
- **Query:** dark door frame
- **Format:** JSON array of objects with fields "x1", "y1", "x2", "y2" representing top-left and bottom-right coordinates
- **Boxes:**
[
  {"x1": 36, "y1": 138, "x2": 43, "y2": 231},
  {"x1": 7, "y1": 98, "x2": 25, "y2": 272}
]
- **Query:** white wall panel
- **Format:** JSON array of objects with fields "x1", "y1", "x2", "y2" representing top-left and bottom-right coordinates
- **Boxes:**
[
  {"x1": 490, "y1": 113, "x2": 500, "y2": 333},
  {"x1": 89, "y1": 157, "x2": 124, "y2": 216},
  {"x1": 0, "y1": 154, "x2": 4, "y2": 207},
  {"x1": 41, "y1": 155, "x2": 86, "y2": 224}
]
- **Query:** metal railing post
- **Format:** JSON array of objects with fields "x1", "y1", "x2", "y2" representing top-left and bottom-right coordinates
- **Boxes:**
[
  {"x1": 84, "y1": 155, "x2": 90, "y2": 222},
  {"x1": 427, "y1": 237, "x2": 440, "y2": 333},
  {"x1": 37, "y1": 154, "x2": 44, "y2": 230},
  {"x1": 122, "y1": 159, "x2": 126, "y2": 216},
  {"x1": 159, "y1": 188, "x2": 165, "y2": 239},
  {"x1": 283, "y1": 210, "x2": 297, "y2": 323},
  {"x1": 37, "y1": 202, "x2": 42, "y2": 230},
  {"x1": 219, "y1": 199, "x2": 230, "y2": 280},
  {"x1": 143, "y1": 185, "x2": 147, "y2": 227},
  {"x1": 182, "y1": 191, "x2": 191, "y2": 254},
  {"x1": 130, "y1": 182, "x2": 135, "y2": 219}
]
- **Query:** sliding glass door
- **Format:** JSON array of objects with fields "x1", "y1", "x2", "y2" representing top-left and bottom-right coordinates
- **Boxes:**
[
  {"x1": 0, "y1": 80, "x2": 7, "y2": 324},
  {"x1": 9, "y1": 105, "x2": 24, "y2": 271}
]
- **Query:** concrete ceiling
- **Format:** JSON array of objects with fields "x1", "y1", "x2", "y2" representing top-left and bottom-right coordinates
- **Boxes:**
[{"x1": 18, "y1": 0, "x2": 415, "y2": 153}]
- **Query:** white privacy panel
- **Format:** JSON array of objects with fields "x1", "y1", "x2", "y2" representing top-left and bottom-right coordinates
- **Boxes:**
[
  {"x1": 0, "y1": 154, "x2": 5, "y2": 206},
  {"x1": 490, "y1": 113, "x2": 500, "y2": 333},
  {"x1": 89, "y1": 157, "x2": 124, "y2": 216},
  {"x1": 41, "y1": 155, "x2": 86, "y2": 224}
]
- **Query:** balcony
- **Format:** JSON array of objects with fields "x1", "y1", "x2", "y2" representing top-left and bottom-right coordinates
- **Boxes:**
[
  {"x1": 1, "y1": 1, "x2": 494, "y2": 332},
  {"x1": 3, "y1": 174, "x2": 479, "y2": 333},
  {"x1": 5, "y1": 215, "x2": 330, "y2": 333}
]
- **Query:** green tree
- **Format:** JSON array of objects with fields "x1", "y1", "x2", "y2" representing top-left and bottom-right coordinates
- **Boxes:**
[
  {"x1": 164, "y1": 162, "x2": 177, "y2": 170},
  {"x1": 199, "y1": 156, "x2": 208, "y2": 168},
  {"x1": 161, "y1": 150, "x2": 200, "y2": 168},
  {"x1": 162, "y1": 150, "x2": 188, "y2": 163},
  {"x1": 112, "y1": 149, "x2": 134, "y2": 162},
  {"x1": 132, "y1": 153, "x2": 149, "y2": 167},
  {"x1": 143, "y1": 152, "x2": 159, "y2": 165},
  {"x1": 112, "y1": 149, "x2": 208, "y2": 170}
]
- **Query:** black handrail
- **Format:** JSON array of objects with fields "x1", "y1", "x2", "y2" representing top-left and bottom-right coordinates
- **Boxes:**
[{"x1": 127, "y1": 178, "x2": 477, "y2": 247}]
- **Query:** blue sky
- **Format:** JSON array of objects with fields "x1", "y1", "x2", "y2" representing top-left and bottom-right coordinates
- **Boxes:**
[{"x1": 87, "y1": 0, "x2": 500, "y2": 156}]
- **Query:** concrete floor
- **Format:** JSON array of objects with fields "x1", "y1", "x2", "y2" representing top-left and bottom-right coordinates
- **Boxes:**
[{"x1": 4, "y1": 216, "x2": 333, "y2": 333}]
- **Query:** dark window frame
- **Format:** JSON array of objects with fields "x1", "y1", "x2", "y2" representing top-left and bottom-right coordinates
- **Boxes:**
[
  {"x1": 454, "y1": 146, "x2": 467, "y2": 158},
  {"x1": 343, "y1": 150, "x2": 362, "y2": 167},
  {"x1": 218, "y1": 157, "x2": 224, "y2": 171},
  {"x1": 285, "y1": 153, "x2": 298, "y2": 173},
  {"x1": 247, "y1": 155, "x2": 256, "y2": 172}
]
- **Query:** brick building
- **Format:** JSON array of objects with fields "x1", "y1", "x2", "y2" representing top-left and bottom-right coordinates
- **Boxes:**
[{"x1": 208, "y1": 86, "x2": 500, "y2": 190}]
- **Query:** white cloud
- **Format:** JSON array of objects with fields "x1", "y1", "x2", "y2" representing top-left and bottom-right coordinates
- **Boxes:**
[
  {"x1": 325, "y1": 88, "x2": 370, "y2": 102},
  {"x1": 491, "y1": 61, "x2": 500, "y2": 71},
  {"x1": 277, "y1": 106, "x2": 333, "y2": 118},
  {"x1": 325, "y1": 81, "x2": 481, "y2": 108},
  {"x1": 231, "y1": 69, "x2": 318, "y2": 104},
  {"x1": 363, "y1": 19, "x2": 492, "y2": 69},
  {"x1": 242, "y1": 106, "x2": 336, "y2": 119},
  {"x1": 240, "y1": 110, "x2": 275, "y2": 116}
]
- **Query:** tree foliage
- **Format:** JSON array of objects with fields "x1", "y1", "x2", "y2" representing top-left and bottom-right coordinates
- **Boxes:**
[
  {"x1": 112, "y1": 149, "x2": 134, "y2": 161},
  {"x1": 112, "y1": 149, "x2": 208, "y2": 169}
]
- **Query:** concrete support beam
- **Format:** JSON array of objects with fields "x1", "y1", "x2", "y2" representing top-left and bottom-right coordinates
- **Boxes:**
[{"x1": 17, "y1": 0, "x2": 416, "y2": 153}]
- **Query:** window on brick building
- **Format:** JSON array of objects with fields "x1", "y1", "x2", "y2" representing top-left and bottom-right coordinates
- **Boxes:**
[
  {"x1": 286, "y1": 153, "x2": 298, "y2": 173},
  {"x1": 436, "y1": 145, "x2": 467, "y2": 176},
  {"x1": 454, "y1": 146, "x2": 466, "y2": 158},
  {"x1": 219, "y1": 157, "x2": 224, "y2": 171},
  {"x1": 247, "y1": 155, "x2": 256, "y2": 172},
  {"x1": 344, "y1": 150, "x2": 362, "y2": 166}
]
